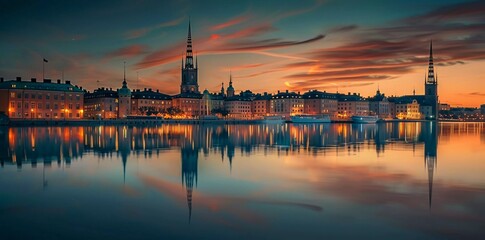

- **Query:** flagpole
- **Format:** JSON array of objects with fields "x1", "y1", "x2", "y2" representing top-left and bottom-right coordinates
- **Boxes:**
[{"x1": 43, "y1": 59, "x2": 45, "y2": 80}]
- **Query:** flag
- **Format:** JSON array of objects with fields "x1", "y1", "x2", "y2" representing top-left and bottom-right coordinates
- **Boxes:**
[{"x1": 43, "y1": 58, "x2": 48, "y2": 63}]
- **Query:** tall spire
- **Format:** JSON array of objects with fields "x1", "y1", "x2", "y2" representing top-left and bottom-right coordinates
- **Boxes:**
[
  {"x1": 184, "y1": 19, "x2": 194, "y2": 69},
  {"x1": 122, "y1": 61, "x2": 127, "y2": 87},
  {"x1": 229, "y1": 71, "x2": 233, "y2": 85},
  {"x1": 426, "y1": 40, "x2": 436, "y2": 84}
]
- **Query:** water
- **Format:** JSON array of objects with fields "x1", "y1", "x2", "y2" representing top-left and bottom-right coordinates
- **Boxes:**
[{"x1": 0, "y1": 122, "x2": 484, "y2": 239}]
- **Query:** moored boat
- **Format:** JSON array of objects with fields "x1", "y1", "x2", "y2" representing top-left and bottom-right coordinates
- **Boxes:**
[
  {"x1": 263, "y1": 115, "x2": 285, "y2": 124},
  {"x1": 352, "y1": 115, "x2": 379, "y2": 123},
  {"x1": 290, "y1": 114, "x2": 331, "y2": 123}
]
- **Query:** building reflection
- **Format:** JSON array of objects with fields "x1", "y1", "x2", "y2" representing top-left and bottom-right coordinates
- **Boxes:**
[
  {"x1": 1, "y1": 123, "x2": 482, "y2": 214},
  {"x1": 423, "y1": 121, "x2": 438, "y2": 209}
]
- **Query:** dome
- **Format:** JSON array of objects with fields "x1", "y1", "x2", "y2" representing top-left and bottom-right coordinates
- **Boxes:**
[
  {"x1": 118, "y1": 86, "x2": 131, "y2": 96},
  {"x1": 227, "y1": 85, "x2": 234, "y2": 91},
  {"x1": 203, "y1": 89, "x2": 210, "y2": 95}
]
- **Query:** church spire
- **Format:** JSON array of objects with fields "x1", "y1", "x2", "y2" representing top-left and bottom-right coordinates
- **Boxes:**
[
  {"x1": 427, "y1": 40, "x2": 436, "y2": 84},
  {"x1": 229, "y1": 71, "x2": 233, "y2": 86},
  {"x1": 122, "y1": 61, "x2": 127, "y2": 88},
  {"x1": 184, "y1": 19, "x2": 194, "y2": 69}
]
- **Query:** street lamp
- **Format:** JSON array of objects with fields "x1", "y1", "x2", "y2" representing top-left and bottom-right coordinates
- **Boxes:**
[{"x1": 31, "y1": 108, "x2": 34, "y2": 119}]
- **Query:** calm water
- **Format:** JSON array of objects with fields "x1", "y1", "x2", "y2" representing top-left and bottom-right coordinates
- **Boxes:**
[{"x1": 1, "y1": 122, "x2": 484, "y2": 239}]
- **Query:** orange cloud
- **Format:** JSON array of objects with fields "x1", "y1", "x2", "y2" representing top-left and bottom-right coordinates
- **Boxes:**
[
  {"x1": 105, "y1": 44, "x2": 148, "y2": 59},
  {"x1": 211, "y1": 15, "x2": 249, "y2": 31}
]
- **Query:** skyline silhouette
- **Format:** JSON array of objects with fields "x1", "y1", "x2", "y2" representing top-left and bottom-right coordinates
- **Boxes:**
[{"x1": 1, "y1": 1, "x2": 484, "y2": 106}]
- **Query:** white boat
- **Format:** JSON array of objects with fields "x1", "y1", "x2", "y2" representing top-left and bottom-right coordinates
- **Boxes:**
[
  {"x1": 352, "y1": 115, "x2": 379, "y2": 123},
  {"x1": 263, "y1": 115, "x2": 285, "y2": 124},
  {"x1": 290, "y1": 115, "x2": 331, "y2": 123}
]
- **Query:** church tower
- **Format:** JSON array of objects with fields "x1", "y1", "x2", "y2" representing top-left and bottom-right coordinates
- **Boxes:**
[
  {"x1": 226, "y1": 72, "x2": 235, "y2": 97},
  {"x1": 425, "y1": 41, "x2": 438, "y2": 119},
  {"x1": 181, "y1": 20, "x2": 199, "y2": 94},
  {"x1": 118, "y1": 62, "x2": 131, "y2": 118}
]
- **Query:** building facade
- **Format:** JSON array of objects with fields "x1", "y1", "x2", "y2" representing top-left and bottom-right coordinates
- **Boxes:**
[
  {"x1": 225, "y1": 97, "x2": 252, "y2": 119},
  {"x1": 270, "y1": 90, "x2": 304, "y2": 117},
  {"x1": 131, "y1": 89, "x2": 172, "y2": 116},
  {"x1": 337, "y1": 93, "x2": 369, "y2": 118},
  {"x1": 302, "y1": 90, "x2": 338, "y2": 118},
  {"x1": 0, "y1": 77, "x2": 84, "y2": 119},
  {"x1": 395, "y1": 99, "x2": 421, "y2": 119},
  {"x1": 84, "y1": 88, "x2": 118, "y2": 119},
  {"x1": 368, "y1": 89, "x2": 391, "y2": 119},
  {"x1": 251, "y1": 93, "x2": 272, "y2": 118}
]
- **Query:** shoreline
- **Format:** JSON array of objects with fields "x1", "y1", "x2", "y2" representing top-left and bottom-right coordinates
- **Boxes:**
[{"x1": 2, "y1": 118, "x2": 481, "y2": 127}]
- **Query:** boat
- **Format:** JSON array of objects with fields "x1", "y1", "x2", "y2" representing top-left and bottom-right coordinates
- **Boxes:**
[
  {"x1": 351, "y1": 115, "x2": 379, "y2": 123},
  {"x1": 290, "y1": 114, "x2": 331, "y2": 123},
  {"x1": 263, "y1": 115, "x2": 285, "y2": 124}
]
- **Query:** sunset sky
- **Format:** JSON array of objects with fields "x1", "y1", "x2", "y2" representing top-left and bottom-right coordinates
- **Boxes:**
[{"x1": 1, "y1": 0, "x2": 484, "y2": 106}]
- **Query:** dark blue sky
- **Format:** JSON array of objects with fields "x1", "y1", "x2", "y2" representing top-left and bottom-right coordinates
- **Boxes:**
[{"x1": 1, "y1": 0, "x2": 484, "y2": 106}]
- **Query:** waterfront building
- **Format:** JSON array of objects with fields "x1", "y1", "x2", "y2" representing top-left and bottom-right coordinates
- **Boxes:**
[
  {"x1": 393, "y1": 98, "x2": 421, "y2": 119},
  {"x1": 481, "y1": 104, "x2": 485, "y2": 115},
  {"x1": 251, "y1": 93, "x2": 272, "y2": 118},
  {"x1": 131, "y1": 88, "x2": 172, "y2": 116},
  {"x1": 84, "y1": 88, "x2": 118, "y2": 119},
  {"x1": 302, "y1": 90, "x2": 338, "y2": 118},
  {"x1": 337, "y1": 93, "x2": 369, "y2": 118},
  {"x1": 439, "y1": 103, "x2": 451, "y2": 111},
  {"x1": 0, "y1": 77, "x2": 84, "y2": 119},
  {"x1": 225, "y1": 96, "x2": 252, "y2": 119},
  {"x1": 270, "y1": 90, "x2": 304, "y2": 117},
  {"x1": 368, "y1": 88, "x2": 391, "y2": 119},
  {"x1": 200, "y1": 90, "x2": 224, "y2": 116},
  {"x1": 224, "y1": 90, "x2": 254, "y2": 120}
]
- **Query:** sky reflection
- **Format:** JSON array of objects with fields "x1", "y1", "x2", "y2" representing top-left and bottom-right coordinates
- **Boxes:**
[{"x1": 0, "y1": 122, "x2": 484, "y2": 239}]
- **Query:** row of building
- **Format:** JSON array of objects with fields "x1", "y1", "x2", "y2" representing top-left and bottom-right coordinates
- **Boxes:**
[
  {"x1": 0, "y1": 75, "x2": 442, "y2": 120},
  {"x1": 0, "y1": 22, "x2": 449, "y2": 121}
]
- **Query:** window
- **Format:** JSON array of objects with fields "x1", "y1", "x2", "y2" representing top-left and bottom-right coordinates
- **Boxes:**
[
  {"x1": 38, "y1": 103, "x2": 42, "y2": 109},
  {"x1": 46, "y1": 94, "x2": 50, "y2": 100},
  {"x1": 10, "y1": 92, "x2": 15, "y2": 98},
  {"x1": 54, "y1": 95, "x2": 58, "y2": 100},
  {"x1": 10, "y1": 102, "x2": 15, "y2": 108}
]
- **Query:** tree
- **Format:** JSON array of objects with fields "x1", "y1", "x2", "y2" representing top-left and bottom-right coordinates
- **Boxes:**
[
  {"x1": 211, "y1": 107, "x2": 229, "y2": 117},
  {"x1": 165, "y1": 107, "x2": 184, "y2": 118}
]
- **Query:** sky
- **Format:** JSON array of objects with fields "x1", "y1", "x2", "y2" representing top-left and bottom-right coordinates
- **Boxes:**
[{"x1": 0, "y1": 0, "x2": 484, "y2": 107}]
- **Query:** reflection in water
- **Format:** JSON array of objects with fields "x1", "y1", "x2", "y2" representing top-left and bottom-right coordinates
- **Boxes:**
[{"x1": 1, "y1": 122, "x2": 484, "y2": 237}]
